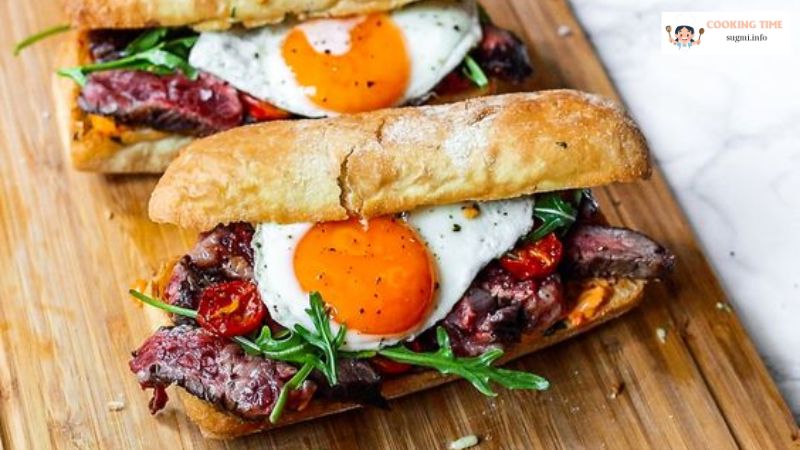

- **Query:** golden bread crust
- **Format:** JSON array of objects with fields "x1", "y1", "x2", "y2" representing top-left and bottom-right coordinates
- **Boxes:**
[
  {"x1": 149, "y1": 90, "x2": 650, "y2": 229},
  {"x1": 176, "y1": 278, "x2": 645, "y2": 439},
  {"x1": 62, "y1": 0, "x2": 421, "y2": 30}
]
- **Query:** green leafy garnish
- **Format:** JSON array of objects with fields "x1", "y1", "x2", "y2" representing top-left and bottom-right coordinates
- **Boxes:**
[
  {"x1": 528, "y1": 192, "x2": 578, "y2": 241},
  {"x1": 13, "y1": 24, "x2": 71, "y2": 56},
  {"x1": 239, "y1": 326, "x2": 313, "y2": 363},
  {"x1": 128, "y1": 289, "x2": 337, "y2": 372},
  {"x1": 340, "y1": 350, "x2": 377, "y2": 359},
  {"x1": 58, "y1": 29, "x2": 199, "y2": 86},
  {"x1": 129, "y1": 289, "x2": 198, "y2": 318},
  {"x1": 269, "y1": 358, "x2": 315, "y2": 423},
  {"x1": 129, "y1": 289, "x2": 343, "y2": 423},
  {"x1": 235, "y1": 294, "x2": 346, "y2": 423},
  {"x1": 379, "y1": 327, "x2": 549, "y2": 395},
  {"x1": 294, "y1": 292, "x2": 346, "y2": 384},
  {"x1": 462, "y1": 55, "x2": 489, "y2": 88},
  {"x1": 124, "y1": 28, "x2": 169, "y2": 55},
  {"x1": 129, "y1": 290, "x2": 549, "y2": 423}
]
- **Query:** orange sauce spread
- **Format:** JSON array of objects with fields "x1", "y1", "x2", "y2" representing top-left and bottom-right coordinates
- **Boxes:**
[{"x1": 567, "y1": 279, "x2": 612, "y2": 327}]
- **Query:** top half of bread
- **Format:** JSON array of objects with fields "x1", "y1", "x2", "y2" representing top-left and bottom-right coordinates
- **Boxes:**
[
  {"x1": 63, "y1": 0, "x2": 421, "y2": 30},
  {"x1": 149, "y1": 90, "x2": 650, "y2": 231}
]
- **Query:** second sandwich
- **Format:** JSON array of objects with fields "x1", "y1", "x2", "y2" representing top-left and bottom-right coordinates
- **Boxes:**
[{"x1": 54, "y1": 0, "x2": 532, "y2": 172}]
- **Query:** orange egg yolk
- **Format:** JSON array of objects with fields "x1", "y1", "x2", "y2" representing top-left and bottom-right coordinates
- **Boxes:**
[
  {"x1": 282, "y1": 13, "x2": 411, "y2": 113},
  {"x1": 293, "y1": 217, "x2": 435, "y2": 335}
]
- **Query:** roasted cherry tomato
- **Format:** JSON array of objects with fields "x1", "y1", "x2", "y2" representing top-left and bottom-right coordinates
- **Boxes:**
[
  {"x1": 434, "y1": 71, "x2": 474, "y2": 96},
  {"x1": 370, "y1": 356, "x2": 412, "y2": 375},
  {"x1": 500, "y1": 232, "x2": 563, "y2": 280},
  {"x1": 197, "y1": 280, "x2": 266, "y2": 337},
  {"x1": 240, "y1": 93, "x2": 292, "y2": 122}
]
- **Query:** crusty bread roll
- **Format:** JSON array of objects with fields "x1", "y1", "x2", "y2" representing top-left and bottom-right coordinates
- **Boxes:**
[
  {"x1": 63, "y1": 0, "x2": 421, "y2": 31},
  {"x1": 173, "y1": 278, "x2": 644, "y2": 439},
  {"x1": 149, "y1": 90, "x2": 650, "y2": 230}
]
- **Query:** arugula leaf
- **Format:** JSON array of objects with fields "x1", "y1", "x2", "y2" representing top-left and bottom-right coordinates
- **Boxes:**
[
  {"x1": 58, "y1": 31, "x2": 199, "y2": 86},
  {"x1": 269, "y1": 357, "x2": 315, "y2": 423},
  {"x1": 340, "y1": 350, "x2": 377, "y2": 359},
  {"x1": 129, "y1": 290, "x2": 550, "y2": 422},
  {"x1": 462, "y1": 55, "x2": 489, "y2": 88},
  {"x1": 241, "y1": 326, "x2": 315, "y2": 364},
  {"x1": 528, "y1": 192, "x2": 578, "y2": 241},
  {"x1": 294, "y1": 292, "x2": 345, "y2": 384},
  {"x1": 162, "y1": 36, "x2": 199, "y2": 58},
  {"x1": 379, "y1": 327, "x2": 549, "y2": 395},
  {"x1": 13, "y1": 24, "x2": 71, "y2": 56},
  {"x1": 260, "y1": 292, "x2": 347, "y2": 423},
  {"x1": 129, "y1": 289, "x2": 198, "y2": 318},
  {"x1": 129, "y1": 289, "x2": 322, "y2": 365},
  {"x1": 57, "y1": 67, "x2": 89, "y2": 86},
  {"x1": 124, "y1": 28, "x2": 168, "y2": 55}
]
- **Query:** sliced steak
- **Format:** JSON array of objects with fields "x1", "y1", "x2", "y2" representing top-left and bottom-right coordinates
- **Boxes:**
[
  {"x1": 78, "y1": 70, "x2": 243, "y2": 136},
  {"x1": 312, "y1": 359, "x2": 387, "y2": 408},
  {"x1": 563, "y1": 224, "x2": 675, "y2": 279},
  {"x1": 130, "y1": 325, "x2": 316, "y2": 420},
  {"x1": 443, "y1": 265, "x2": 567, "y2": 356},
  {"x1": 87, "y1": 29, "x2": 142, "y2": 62},
  {"x1": 473, "y1": 23, "x2": 533, "y2": 83},
  {"x1": 444, "y1": 288, "x2": 496, "y2": 331},
  {"x1": 165, "y1": 223, "x2": 254, "y2": 323},
  {"x1": 479, "y1": 265, "x2": 566, "y2": 332}
]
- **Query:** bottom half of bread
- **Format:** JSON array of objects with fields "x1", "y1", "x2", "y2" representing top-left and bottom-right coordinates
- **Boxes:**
[{"x1": 173, "y1": 278, "x2": 645, "y2": 439}]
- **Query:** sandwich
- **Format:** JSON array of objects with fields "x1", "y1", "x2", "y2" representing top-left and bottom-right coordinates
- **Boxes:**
[
  {"x1": 48, "y1": 0, "x2": 533, "y2": 172},
  {"x1": 127, "y1": 90, "x2": 674, "y2": 439}
]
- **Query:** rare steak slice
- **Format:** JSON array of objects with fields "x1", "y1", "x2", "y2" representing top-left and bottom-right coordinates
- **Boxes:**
[
  {"x1": 78, "y1": 70, "x2": 243, "y2": 136},
  {"x1": 563, "y1": 224, "x2": 675, "y2": 279},
  {"x1": 442, "y1": 266, "x2": 567, "y2": 356},
  {"x1": 129, "y1": 325, "x2": 316, "y2": 420},
  {"x1": 473, "y1": 22, "x2": 533, "y2": 83}
]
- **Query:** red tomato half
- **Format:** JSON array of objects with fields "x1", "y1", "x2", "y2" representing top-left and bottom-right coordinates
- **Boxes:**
[
  {"x1": 240, "y1": 93, "x2": 292, "y2": 122},
  {"x1": 500, "y1": 233, "x2": 564, "y2": 281},
  {"x1": 197, "y1": 280, "x2": 266, "y2": 337},
  {"x1": 370, "y1": 356, "x2": 412, "y2": 376},
  {"x1": 434, "y1": 71, "x2": 474, "y2": 96}
]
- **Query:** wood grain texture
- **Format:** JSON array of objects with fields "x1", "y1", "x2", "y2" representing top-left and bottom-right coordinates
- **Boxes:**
[{"x1": 0, "y1": 1, "x2": 797, "y2": 449}]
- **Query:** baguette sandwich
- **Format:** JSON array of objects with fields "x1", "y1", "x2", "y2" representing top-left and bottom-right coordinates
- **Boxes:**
[
  {"x1": 49, "y1": 0, "x2": 533, "y2": 172},
  {"x1": 128, "y1": 90, "x2": 674, "y2": 439}
]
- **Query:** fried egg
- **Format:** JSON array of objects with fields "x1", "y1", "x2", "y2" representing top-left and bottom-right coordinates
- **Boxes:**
[
  {"x1": 189, "y1": 0, "x2": 481, "y2": 117},
  {"x1": 251, "y1": 198, "x2": 535, "y2": 351}
]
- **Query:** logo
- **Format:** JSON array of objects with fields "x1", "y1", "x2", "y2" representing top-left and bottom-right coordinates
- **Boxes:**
[
  {"x1": 661, "y1": 12, "x2": 792, "y2": 55},
  {"x1": 666, "y1": 24, "x2": 704, "y2": 50}
]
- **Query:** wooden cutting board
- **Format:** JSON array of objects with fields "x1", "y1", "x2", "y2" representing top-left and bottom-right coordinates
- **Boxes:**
[{"x1": 0, "y1": 1, "x2": 797, "y2": 448}]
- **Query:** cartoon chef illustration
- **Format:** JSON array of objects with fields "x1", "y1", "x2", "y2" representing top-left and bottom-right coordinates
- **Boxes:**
[{"x1": 666, "y1": 25, "x2": 704, "y2": 49}]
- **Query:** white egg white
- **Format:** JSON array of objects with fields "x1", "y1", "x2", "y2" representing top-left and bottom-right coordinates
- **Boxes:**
[
  {"x1": 251, "y1": 197, "x2": 535, "y2": 351},
  {"x1": 188, "y1": 0, "x2": 481, "y2": 118}
]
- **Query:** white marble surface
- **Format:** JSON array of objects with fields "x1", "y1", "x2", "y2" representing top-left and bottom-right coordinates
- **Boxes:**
[{"x1": 568, "y1": 0, "x2": 800, "y2": 420}]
